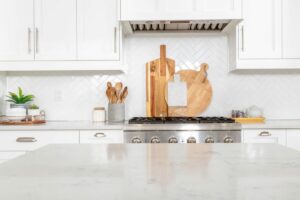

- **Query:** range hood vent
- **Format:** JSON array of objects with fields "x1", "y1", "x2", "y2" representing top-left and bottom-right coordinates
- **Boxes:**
[{"x1": 122, "y1": 20, "x2": 239, "y2": 34}]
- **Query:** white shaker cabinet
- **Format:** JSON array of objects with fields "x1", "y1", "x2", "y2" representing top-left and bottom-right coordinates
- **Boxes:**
[
  {"x1": 0, "y1": 0, "x2": 34, "y2": 60},
  {"x1": 243, "y1": 129, "x2": 286, "y2": 146},
  {"x1": 77, "y1": 0, "x2": 120, "y2": 60},
  {"x1": 282, "y1": 0, "x2": 300, "y2": 58},
  {"x1": 286, "y1": 130, "x2": 300, "y2": 151},
  {"x1": 121, "y1": 0, "x2": 241, "y2": 20},
  {"x1": 238, "y1": 0, "x2": 282, "y2": 59},
  {"x1": 80, "y1": 130, "x2": 124, "y2": 144},
  {"x1": 34, "y1": 0, "x2": 77, "y2": 60},
  {"x1": 0, "y1": 131, "x2": 79, "y2": 151}
]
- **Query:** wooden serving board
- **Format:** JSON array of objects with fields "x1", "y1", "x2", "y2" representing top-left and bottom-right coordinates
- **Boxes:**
[
  {"x1": 146, "y1": 45, "x2": 175, "y2": 117},
  {"x1": 168, "y1": 63, "x2": 213, "y2": 117},
  {"x1": 234, "y1": 117, "x2": 265, "y2": 124},
  {"x1": 0, "y1": 120, "x2": 46, "y2": 125}
]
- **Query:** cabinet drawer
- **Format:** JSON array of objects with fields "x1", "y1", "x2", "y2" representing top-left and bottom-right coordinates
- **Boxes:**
[
  {"x1": 243, "y1": 129, "x2": 286, "y2": 146},
  {"x1": 0, "y1": 131, "x2": 79, "y2": 151},
  {"x1": 80, "y1": 130, "x2": 123, "y2": 144}
]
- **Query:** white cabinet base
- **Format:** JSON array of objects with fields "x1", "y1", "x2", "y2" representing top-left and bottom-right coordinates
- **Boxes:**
[
  {"x1": 80, "y1": 130, "x2": 124, "y2": 144},
  {"x1": 243, "y1": 129, "x2": 286, "y2": 146}
]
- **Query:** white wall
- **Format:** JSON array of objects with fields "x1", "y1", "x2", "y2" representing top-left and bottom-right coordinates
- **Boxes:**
[{"x1": 5, "y1": 35, "x2": 300, "y2": 120}]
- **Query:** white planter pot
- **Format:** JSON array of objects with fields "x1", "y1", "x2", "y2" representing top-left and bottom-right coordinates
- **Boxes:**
[{"x1": 28, "y1": 109, "x2": 40, "y2": 116}]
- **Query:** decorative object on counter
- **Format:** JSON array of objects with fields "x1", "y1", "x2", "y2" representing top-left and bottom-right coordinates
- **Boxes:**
[
  {"x1": 167, "y1": 74, "x2": 187, "y2": 107},
  {"x1": 146, "y1": 44, "x2": 175, "y2": 117},
  {"x1": 231, "y1": 110, "x2": 247, "y2": 118},
  {"x1": 247, "y1": 105, "x2": 264, "y2": 118},
  {"x1": 108, "y1": 103, "x2": 125, "y2": 122},
  {"x1": 28, "y1": 104, "x2": 40, "y2": 116},
  {"x1": 232, "y1": 106, "x2": 265, "y2": 124},
  {"x1": 168, "y1": 63, "x2": 212, "y2": 117},
  {"x1": 234, "y1": 117, "x2": 265, "y2": 124},
  {"x1": 6, "y1": 87, "x2": 34, "y2": 108},
  {"x1": 5, "y1": 87, "x2": 35, "y2": 120},
  {"x1": 0, "y1": 117, "x2": 46, "y2": 125},
  {"x1": 105, "y1": 81, "x2": 128, "y2": 122},
  {"x1": 93, "y1": 107, "x2": 106, "y2": 122}
]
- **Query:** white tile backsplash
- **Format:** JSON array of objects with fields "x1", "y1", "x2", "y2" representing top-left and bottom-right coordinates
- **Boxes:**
[{"x1": 5, "y1": 35, "x2": 300, "y2": 120}]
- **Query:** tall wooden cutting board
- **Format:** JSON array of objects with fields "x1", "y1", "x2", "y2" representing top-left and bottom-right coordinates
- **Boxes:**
[
  {"x1": 146, "y1": 45, "x2": 175, "y2": 117},
  {"x1": 168, "y1": 63, "x2": 213, "y2": 117}
]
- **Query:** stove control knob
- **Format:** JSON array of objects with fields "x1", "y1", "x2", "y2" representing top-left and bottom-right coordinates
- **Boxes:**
[
  {"x1": 150, "y1": 136, "x2": 160, "y2": 143},
  {"x1": 187, "y1": 137, "x2": 197, "y2": 143},
  {"x1": 131, "y1": 137, "x2": 142, "y2": 143},
  {"x1": 205, "y1": 137, "x2": 215, "y2": 143},
  {"x1": 168, "y1": 137, "x2": 178, "y2": 143},
  {"x1": 224, "y1": 136, "x2": 234, "y2": 143}
]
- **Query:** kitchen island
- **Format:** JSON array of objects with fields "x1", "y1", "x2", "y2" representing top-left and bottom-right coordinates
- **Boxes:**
[{"x1": 0, "y1": 144, "x2": 299, "y2": 200}]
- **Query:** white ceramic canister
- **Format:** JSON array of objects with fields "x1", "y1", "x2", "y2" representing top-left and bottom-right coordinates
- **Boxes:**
[{"x1": 93, "y1": 107, "x2": 106, "y2": 122}]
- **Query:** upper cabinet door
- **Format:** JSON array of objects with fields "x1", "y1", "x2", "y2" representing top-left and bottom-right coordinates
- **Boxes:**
[
  {"x1": 238, "y1": 0, "x2": 282, "y2": 59},
  {"x1": 77, "y1": 0, "x2": 120, "y2": 60},
  {"x1": 34, "y1": 0, "x2": 77, "y2": 60},
  {"x1": 196, "y1": 0, "x2": 241, "y2": 18},
  {"x1": 282, "y1": 0, "x2": 300, "y2": 58},
  {"x1": 0, "y1": 0, "x2": 34, "y2": 60},
  {"x1": 121, "y1": 0, "x2": 241, "y2": 20}
]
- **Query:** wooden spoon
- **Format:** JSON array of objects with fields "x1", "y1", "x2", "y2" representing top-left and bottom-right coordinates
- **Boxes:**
[
  {"x1": 120, "y1": 87, "x2": 128, "y2": 103},
  {"x1": 110, "y1": 87, "x2": 118, "y2": 104},
  {"x1": 107, "y1": 82, "x2": 112, "y2": 88},
  {"x1": 115, "y1": 82, "x2": 123, "y2": 101}
]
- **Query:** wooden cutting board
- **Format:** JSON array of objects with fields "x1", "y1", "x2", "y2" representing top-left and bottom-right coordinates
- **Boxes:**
[
  {"x1": 146, "y1": 45, "x2": 175, "y2": 117},
  {"x1": 168, "y1": 63, "x2": 213, "y2": 117}
]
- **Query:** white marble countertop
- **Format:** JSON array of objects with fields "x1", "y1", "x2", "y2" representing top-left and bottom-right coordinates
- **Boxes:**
[
  {"x1": 242, "y1": 119, "x2": 300, "y2": 129},
  {"x1": 1, "y1": 119, "x2": 300, "y2": 131},
  {"x1": 0, "y1": 121, "x2": 124, "y2": 131},
  {"x1": 0, "y1": 144, "x2": 299, "y2": 200}
]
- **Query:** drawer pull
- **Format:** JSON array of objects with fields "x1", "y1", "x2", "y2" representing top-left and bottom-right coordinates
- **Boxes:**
[
  {"x1": 94, "y1": 133, "x2": 106, "y2": 138},
  {"x1": 259, "y1": 132, "x2": 271, "y2": 137},
  {"x1": 16, "y1": 137, "x2": 37, "y2": 143}
]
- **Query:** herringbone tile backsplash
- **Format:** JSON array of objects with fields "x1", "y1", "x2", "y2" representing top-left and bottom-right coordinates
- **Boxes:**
[{"x1": 5, "y1": 35, "x2": 300, "y2": 120}]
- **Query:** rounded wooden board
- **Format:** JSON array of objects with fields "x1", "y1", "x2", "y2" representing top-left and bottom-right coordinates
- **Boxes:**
[{"x1": 168, "y1": 64, "x2": 213, "y2": 117}]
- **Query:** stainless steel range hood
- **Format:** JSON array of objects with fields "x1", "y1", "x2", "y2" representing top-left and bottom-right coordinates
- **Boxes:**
[{"x1": 122, "y1": 19, "x2": 242, "y2": 34}]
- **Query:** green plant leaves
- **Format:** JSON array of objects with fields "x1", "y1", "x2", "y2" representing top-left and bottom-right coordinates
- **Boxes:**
[{"x1": 6, "y1": 87, "x2": 35, "y2": 104}]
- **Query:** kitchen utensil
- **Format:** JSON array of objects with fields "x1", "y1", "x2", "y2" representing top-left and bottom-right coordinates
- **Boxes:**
[
  {"x1": 115, "y1": 82, "x2": 123, "y2": 100},
  {"x1": 107, "y1": 82, "x2": 112, "y2": 88},
  {"x1": 146, "y1": 45, "x2": 175, "y2": 117},
  {"x1": 167, "y1": 74, "x2": 187, "y2": 107},
  {"x1": 168, "y1": 63, "x2": 212, "y2": 117},
  {"x1": 120, "y1": 86, "x2": 128, "y2": 103}
]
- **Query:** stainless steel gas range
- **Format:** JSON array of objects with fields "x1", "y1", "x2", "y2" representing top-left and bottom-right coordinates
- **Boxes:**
[{"x1": 124, "y1": 117, "x2": 242, "y2": 143}]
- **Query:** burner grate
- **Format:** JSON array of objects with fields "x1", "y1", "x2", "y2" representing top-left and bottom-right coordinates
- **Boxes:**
[{"x1": 128, "y1": 117, "x2": 235, "y2": 124}]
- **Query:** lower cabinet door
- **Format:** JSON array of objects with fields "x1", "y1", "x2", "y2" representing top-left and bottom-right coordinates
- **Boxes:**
[
  {"x1": 286, "y1": 130, "x2": 300, "y2": 151},
  {"x1": 0, "y1": 131, "x2": 79, "y2": 151},
  {"x1": 243, "y1": 129, "x2": 286, "y2": 146},
  {"x1": 80, "y1": 130, "x2": 124, "y2": 144},
  {"x1": 0, "y1": 152, "x2": 26, "y2": 164}
]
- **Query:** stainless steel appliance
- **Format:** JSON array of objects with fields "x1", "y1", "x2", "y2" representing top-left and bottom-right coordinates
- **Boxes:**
[{"x1": 124, "y1": 117, "x2": 241, "y2": 143}]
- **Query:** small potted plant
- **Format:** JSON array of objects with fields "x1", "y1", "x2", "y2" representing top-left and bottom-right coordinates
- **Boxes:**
[
  {"x1": 6, "y1": 87, "x2": 34, "y2": 118},
  {"x1": 28, "y1": 104, "x2": 40, "y2": 116}
]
